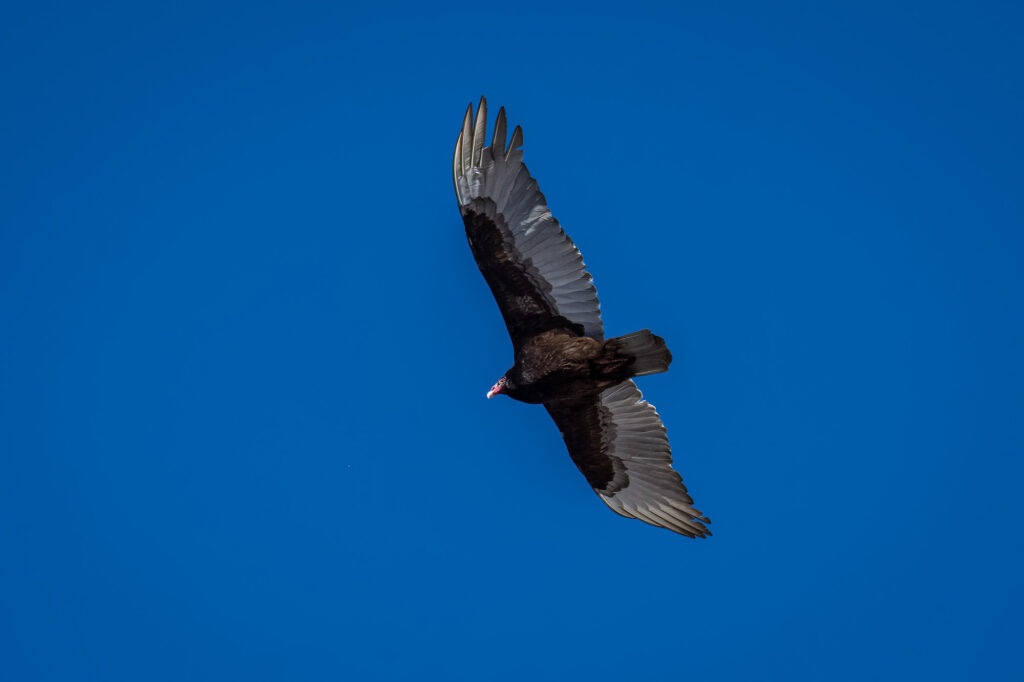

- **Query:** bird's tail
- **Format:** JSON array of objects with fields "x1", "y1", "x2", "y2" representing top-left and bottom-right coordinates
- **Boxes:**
[{"x1": 609, "y1": 329, "x2": 673, "y2": 376}]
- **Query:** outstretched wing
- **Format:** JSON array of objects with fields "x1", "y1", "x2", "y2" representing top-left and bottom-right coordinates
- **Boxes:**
[
  {"x1": 454, "y1": 97, "x2": 603, "y2": 345},
  {"x1": 545, "y1": 381, "x2": 710, "y2": 537}
]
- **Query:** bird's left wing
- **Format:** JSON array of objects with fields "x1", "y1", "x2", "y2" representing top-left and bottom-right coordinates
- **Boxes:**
[
  {"x1": 544, "y1": 381, "x2": 711, "y2": 537},
  {"x1": 454, "y1": 97, "x2": 603, "y2": 346}
]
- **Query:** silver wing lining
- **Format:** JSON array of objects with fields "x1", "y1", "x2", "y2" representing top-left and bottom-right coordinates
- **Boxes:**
[{"x1": 596, "y1": 380, "x2": 710, "y2": 537}]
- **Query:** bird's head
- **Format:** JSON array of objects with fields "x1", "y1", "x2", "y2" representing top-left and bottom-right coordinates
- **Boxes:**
[{"x1": 486, "y1": 373, "x2": 510, "y2": 399}]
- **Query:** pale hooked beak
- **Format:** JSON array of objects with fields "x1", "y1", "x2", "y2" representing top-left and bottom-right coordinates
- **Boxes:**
[{"x1": 486, "y1": 376, "x2": 507, "y2": 399}]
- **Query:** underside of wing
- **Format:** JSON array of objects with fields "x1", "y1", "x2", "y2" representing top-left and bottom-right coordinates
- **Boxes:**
[
  {"x1": 545, "y1": 381, "x2": 710, "y2": 538},
  {"x1": 454, "y1": 97, "x2": 603, "y2": 344}
]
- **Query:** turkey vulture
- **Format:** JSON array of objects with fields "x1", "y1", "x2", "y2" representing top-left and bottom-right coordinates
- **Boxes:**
[{"x1": 453, "y1": 98, "x2": 710, "y2": 538}]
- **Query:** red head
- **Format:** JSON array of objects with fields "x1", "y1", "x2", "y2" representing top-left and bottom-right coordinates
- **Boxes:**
[{"x1": 486, "y1": 375, "x2": 508, "y2": 399}]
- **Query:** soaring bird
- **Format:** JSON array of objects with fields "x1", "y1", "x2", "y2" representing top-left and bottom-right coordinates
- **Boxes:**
[{"x1": 454, "y1": 98, "x2": 710, "y2": 537}]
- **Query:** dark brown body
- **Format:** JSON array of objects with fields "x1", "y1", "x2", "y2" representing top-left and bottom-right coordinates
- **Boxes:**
[{"x1": 504, "y1": 329, "x2": 646, "y2": 404}]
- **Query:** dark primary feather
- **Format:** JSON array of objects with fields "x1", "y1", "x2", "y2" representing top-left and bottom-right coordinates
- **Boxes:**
[{"x1": 454, "y1": 98, "x2": 710, "y2": 537}]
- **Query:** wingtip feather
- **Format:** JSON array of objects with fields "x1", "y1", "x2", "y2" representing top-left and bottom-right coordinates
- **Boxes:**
[
  {"x1": 472, "y1": 97, "x2": 487, "y2": 166},
  {"x1": 492, "y1": 106, "x2": 507, "y2": 158},
  {"x1": 460, "y1": 102, "x2": 473, "y2": 176},
  {"x1": 507, "y1": 125, "x2": 523, "y2": 159}
]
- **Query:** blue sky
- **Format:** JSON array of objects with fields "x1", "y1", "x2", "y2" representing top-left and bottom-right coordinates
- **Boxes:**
[{"x1": 2, "y1": 1, "x2": 1022, "y2": 680}]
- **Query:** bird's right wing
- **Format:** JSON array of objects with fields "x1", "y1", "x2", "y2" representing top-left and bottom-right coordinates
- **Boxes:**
[
  {"x1": 545, "y1": 381, "x2": 710, "y2": 537},
  {"x1": 454, "y1": 97, "x2": 604, "y2": 346}
]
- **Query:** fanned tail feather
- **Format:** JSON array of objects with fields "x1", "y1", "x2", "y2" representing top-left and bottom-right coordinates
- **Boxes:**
[{"x1": 612, "y1": 329, "x2": 672, "y2": 376}]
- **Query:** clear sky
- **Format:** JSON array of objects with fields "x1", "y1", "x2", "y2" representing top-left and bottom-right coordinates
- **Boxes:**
[{"x1": 2, "y1": 1, "x2": 1022, "y2": 680}]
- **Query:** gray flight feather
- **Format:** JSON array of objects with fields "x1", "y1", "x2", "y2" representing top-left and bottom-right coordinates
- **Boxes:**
[{"x1": 453, "y1": 98, "x2": 603, "y2": 340}]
